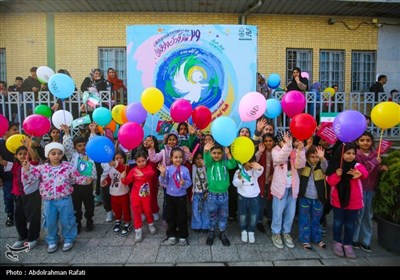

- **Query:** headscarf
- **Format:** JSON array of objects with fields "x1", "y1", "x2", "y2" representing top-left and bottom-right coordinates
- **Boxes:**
[{"x1": 107, "y1": 69, "x2": 126, "y2": 91}]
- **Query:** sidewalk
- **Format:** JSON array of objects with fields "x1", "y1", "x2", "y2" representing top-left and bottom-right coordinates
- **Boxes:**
[{"x1": 1, "y1": 188, "x2": 399, "y2": 267}]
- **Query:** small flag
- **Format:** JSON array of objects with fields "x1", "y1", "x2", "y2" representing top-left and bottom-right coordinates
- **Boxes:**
[
  {"x1": 72, "y1": 115, "x2": 91, "y2": 128},
  {"x1": 237, "y1": 163, "x2": 251, "y2": 182}
]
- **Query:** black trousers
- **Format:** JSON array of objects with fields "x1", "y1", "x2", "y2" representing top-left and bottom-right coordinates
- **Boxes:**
[
  {"x1": 166, "y1": 194, "x2": 188, "y2": 239},
  {"x1": 228, "y1": 168, "x2": 238, "y2": 219},
  {"x1": 14, "y1": 191, "x2": 42, "y2": 242},
  {"x1": 101, "y1": 184, "x2": 112, "y2": 212},
  {"x1": 72, "y1": 184, "x2": 94, "y2": 225}
]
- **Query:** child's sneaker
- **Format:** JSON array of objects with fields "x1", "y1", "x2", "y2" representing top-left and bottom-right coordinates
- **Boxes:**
[
  {"x1": 206, "y1": 231, "x2": 215, "y2": 246},
  {"x1": 47, "y1": 244, "x2": 58, "y2": 254},
  {"x1": 105, "y1": 211, "x2": 113, "y2": 222},
  {"x1": 178, "y1": 238, "x2": 187, "y2": 246},
  {"x1": 25, "y1": 240, "x2": 37, "y2": 250},
  {"x1": 121, "y1": 223, "x2": 132, "y2": 236},
  {"x1": 272, "y1": 234, "x2": 284, "y2": 249},
  {"x1": 248, "y1": 232, "x2": 255, "y2": 244},
  {"x1": 148, "y1": 223, "x2": 157, "y2": 235},
  {"x1": 241, "y1": 230, "x2": 248, "y2": 243},
  {"x1": 219, "y1": 231, "x2": 230, "y2": 246},
  {"x1": 12, "y1": 239, "x2": 27, "y2": 249},
  {"x1": 343, "y1": 245, "x2": 356, "y2": 259},
  {"x1": 282, "y1": 233, "x2": 295, "y2": 248},
  {"x1": 62, "y1": 242, "x2": 74, "y2": 252},
  {"x1": 113, "y1": 221, "x2": 121, "y2": 234},
  {"x1": 134, "y1": 228, "x2": 143, "y2": 242},
  {"x1": 168, "y1": 237, "x2": 176, "y2": 245},
  {"x1": 360, "y1": 244, "x2": 372, "y2": 253},
  {"x1": 333, "y1": 241, "x2": 344, "y2": 257}
]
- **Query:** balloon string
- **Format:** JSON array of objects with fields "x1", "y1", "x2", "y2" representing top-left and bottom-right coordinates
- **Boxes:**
[
  {"x1": 339, "y1": 143, "x2": 345, "y2": 169},
  {"x1": 377, "y1": 129, "x2": 384, "y2": 157},
  {"x1": 151, "y1": 114, "x2": 154, "y2": 136}
]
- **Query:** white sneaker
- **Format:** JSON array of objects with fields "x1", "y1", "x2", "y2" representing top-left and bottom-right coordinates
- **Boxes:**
[
  {"x1": 105, "y1": 211, "x2": 113, "y2": 222},
  {"x1": 248, "y1": 232, "x2": 255, "y2": 244},
  {"x1": 25, "y1": 240, "x2": 37, "y2": 250},
  {"x1": 153, "y1": 213, "x2": 160, "y2": 221},
  {"x1": 134, "y1": 228, "x2": 143, "y2": 242},
  {"x1": 272, "y1": 234, "x2": 284, "y2": 249},
  {"x1": 141, "y1": 214, "x2": 146, "y2": 222},
  {"x1": 241, "y1": 230, "x2": 248, "y2": 243},
  {"x1": 12, "y1": 239, "x2": 27, "y2": 249},
  {"x1": 62, "y1": 242, "x2": 73, "y2": 252},
  {"x1": 178, "y1": 238, "x2": 187, "y2": 246},
  {"x1": 149, "y1": 223, "x2": 157, "y2": 235},
  {"x1": 283, "y1": 233, "x2": 295, "y2": 248},
  {"x1": 168, "y1": 237, "x2": 176, "y2": 245}
]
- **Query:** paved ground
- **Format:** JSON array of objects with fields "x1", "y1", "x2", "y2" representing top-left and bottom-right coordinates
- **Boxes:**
[{"x1": 0, "y1": 188, "x2": 399, "y2": 267}]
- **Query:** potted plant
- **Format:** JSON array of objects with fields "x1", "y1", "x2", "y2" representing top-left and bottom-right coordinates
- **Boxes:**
[{"x1": 373, "y1": 149, "x2": 400, "y2": 253}]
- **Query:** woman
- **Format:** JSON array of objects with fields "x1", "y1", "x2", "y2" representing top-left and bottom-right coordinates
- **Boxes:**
[{"x1": 286, "y1": 67, "x2": 308, "y2": 92}]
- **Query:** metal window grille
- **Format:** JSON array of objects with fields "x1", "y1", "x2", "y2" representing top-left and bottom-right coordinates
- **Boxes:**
[
  {"x1": 319, "y1": 50, "x2": 345, "y2": 91},
  {"x1": 98, "y1": 47, "x2": 127, "y2": 85},
  {"x1": 0, "y1": 49, "x2": 6, "y2": 82},
  {"x1": 286, "y1": 49, "x2": 312, "y2": 85},
  {"x1": 351, "y1": 51, "x2": 376, "y2": 91}
]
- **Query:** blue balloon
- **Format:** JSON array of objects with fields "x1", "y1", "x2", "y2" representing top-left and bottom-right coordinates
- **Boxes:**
[
  {"x1": 265, "y1": 98, "x2": 282, "y2": 118},
  {"x1": 48, "y1": 73, "x2": 75, "y2": 99},
  {"x1": 211, "y1": 116, "x2": 237, "y2": 146},
  {"x1": 267, "y1": 73, "x2": 281, "y2": 89},
  {"x1": 93, "y1": 107, "x2": 112, "y2": 126},
  {"x1": 86, "y1": 136, "x2": 115, "y2": 163}
]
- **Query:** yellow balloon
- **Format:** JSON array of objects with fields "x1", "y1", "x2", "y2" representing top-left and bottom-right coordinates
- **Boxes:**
[
  {"x1": 6, "y1": 134, "x2": 26, "y2": 154},
  {"x1": 324, "y1": 87, "x2": 335, "y2": 97},
  {"x1": 371, "y1": 102, "x2": 400, "y2": 129},
  {"x1": 230, "y1": 136, "x2": 255, "y2": 164},
  {"x1": 111, "y1": 104, "x2": 126, "y2": 125},
  {"x1": 141, "y1": 87, "x2": 164, "y2": 114}
]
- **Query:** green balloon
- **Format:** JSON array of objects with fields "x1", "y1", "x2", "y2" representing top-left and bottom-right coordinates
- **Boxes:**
[{"x1": 34, "y1": 104, "x2": 52, "y2": 118}]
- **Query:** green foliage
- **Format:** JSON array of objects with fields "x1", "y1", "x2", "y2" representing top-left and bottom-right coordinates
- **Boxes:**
[{"x1": 373, "y1": 150, "x2": 400, "y2": 224}]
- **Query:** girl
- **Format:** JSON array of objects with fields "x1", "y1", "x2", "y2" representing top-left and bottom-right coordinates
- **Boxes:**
[
  {"x1": 21, "y1": 142, "x2": 92, "y2": 253},
  {"x1": 158, "y1": 147, "x2": 192, "y2": 246},
  {"x1": 326, "y1": 142, "x2": 368, "y2": 259},
  {"x1": 121, "y1": 150, "x2": 157, "y2": 242}
]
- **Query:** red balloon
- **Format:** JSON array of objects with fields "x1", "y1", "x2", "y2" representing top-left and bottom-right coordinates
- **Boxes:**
[
  {"x1": 117, "y1": 122, "x2": 144, "y2": 150},
  {"x1": 192, "y1": 106, "x2": 212, "y2": 130},
  {"x1": 170, "y1": 99, "x2": 192, "y2": 123},
  {"x1": 289, "y1": 113, "x2": 317, "y2": 141},
  {"x1": 23, "y1": 114, "x2": 51, "y2": 137},
  {"x1": 0, "y1": 114, "x2": 8, "y2": 137}
]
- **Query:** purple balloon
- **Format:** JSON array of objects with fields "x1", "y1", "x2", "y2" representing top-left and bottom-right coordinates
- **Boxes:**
[
  {"x1": 333, "y1": 110, "x2": 367, "y2": 142},
  {"x1": 125, "y1": 102, "x2": 147, "y2": 124}
]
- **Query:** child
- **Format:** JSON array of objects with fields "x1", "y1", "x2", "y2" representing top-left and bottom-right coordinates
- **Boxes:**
[
  {"x1": 101, "y1": 151, "x2": 132, "y2": 236},
  {"x1": 0, "y1": 141, "x2": 41, "y2": 249},
  {"x1": 326, "y1": 142, "x2": 368, "y2": 259},
  {"x1": 353, "y1": 131, "x2": 387, "y2": 252},
  {"x1": 21, "y1": 142, "x2": 92, "y2": 253},
  {"x1": 232, "y1": 156, "x2": 264, "y2": 243},
  {"x1": 203, "y1": 142, "x2": 237, "y2": 246},
  {"x1": 158, "y1": 147, "x2": 192, "y2": 245},
  {"x1": 191, "y1": 151, "x2": 209, "y2": 233},
  {"x1": 298, "y1": 146, "x2": 328, "y2": 250},
  {"x1": 121, "y1": 150, "x2": 157, "y2": 242},
  {"x1": 270, "y1": 131, "x2": 306, "y2": 249}
]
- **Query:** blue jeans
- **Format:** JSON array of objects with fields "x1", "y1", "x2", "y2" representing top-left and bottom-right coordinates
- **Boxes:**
[
  {"x1": 238, "y1": 194, "x2": 259, "y2": 232},
  {"x1": 332, "y1": 206, "x2": 359, "y2": 245},
  {"x1": 3, "y1": 179, "x2": 14, "y2": 214},
  {"x1": 298, "y1": 197, "x2": 323, "y2": 244},
  {"x1": 271, "y1": 188, "x2": 297, "y2": 235},
  {"x1": 353, "y1": 191, "x2": 374, "y2": 246},
  {"x1": 191, "y1": 192, "x2": 210, "y2": 230},
  {"x1": 43, "y1": 196, "x2": 77, "y2": 245},
  {"x1": 207, "y1": 192, "x2": 228, "y2": 232}
]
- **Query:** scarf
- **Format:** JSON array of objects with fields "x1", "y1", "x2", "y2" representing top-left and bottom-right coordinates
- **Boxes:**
[
  {"x1": 172, "y1": 166, "x2": 182, "y2": 189},
  {"x1": 107, "y1": 73, "x2": 126, "y2": 91}
]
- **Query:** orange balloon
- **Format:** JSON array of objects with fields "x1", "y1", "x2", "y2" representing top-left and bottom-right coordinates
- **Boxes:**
[
  {"x1": 106, "y1": 120, "x2": 117, "y2": 132},
  {"x1": 121, "y1": 106, "x2": 129, "y2": 124},
  {"x1": 97, "y1": 126, "x2": 104, "y2": 134}
]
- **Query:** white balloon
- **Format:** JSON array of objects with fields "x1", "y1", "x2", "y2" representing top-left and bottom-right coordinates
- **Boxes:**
[
  {"x1": 52, "y1": 110, "x2": 73, "y2": 129},
  {"x1": 37, "y1": 66, "x2": 55, "y2": 84}
]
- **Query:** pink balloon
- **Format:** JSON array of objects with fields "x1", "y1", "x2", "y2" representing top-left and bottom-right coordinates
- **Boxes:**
[
  {"x1": 0, "y1": 114, "x2": 8, "y2": 137},
  {"x1": 170, "y1": 99, "x2": 192, "y2": 123},
  {"x1": 239, "y1": 91, "x2": 267, "y2": 122},
  {"x1": 281, "y1": 90, "x2": 306, "y2": 118},
  {"x1": 192, "y1": 106, "x2": 212, "y2": 130},
  {"x1": 301, "y1": 72, "x2": 309, "y2": 80},
  {"x1": 117, "y1": 122, "x2": 144, "y2": 150},
  {"x1": 23, "y1": 114, "x2": 51, "y2": 137}
]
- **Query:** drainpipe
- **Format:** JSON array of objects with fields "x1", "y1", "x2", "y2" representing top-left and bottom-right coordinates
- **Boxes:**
[{"x1": 239, "y1": 0, "x2": 263, "y2": 24}]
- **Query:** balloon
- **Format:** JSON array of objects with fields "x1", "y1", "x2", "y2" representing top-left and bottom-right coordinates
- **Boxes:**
[
  {"x1": 111, "y1": 104, "x2": 126, "y2": 125},
  {"x1": 6, "y1": 134, "x2": 26, "y2": 154},
  {"x1": 92, "y1": 107, "x2": 112, "y2": 126},
  {"x1": 34, "y1": 104, "x2": 52, "y2": 117},
  {"x1": 281, "y1": 90, "x2": 306, "y2": 118},
  {"x1": 36, "y1": 66, "x2": 55, "y2": 84},
  {"x1": 192, "y1": 106, "x2": 212, "y2": 130},
  {"x1": 48, "y1": 73, "x2": 75, "y2": 99},
  {"x1": 170, "y1": 99, "x2": 192, "y2": 123},
  {"x1": 324, "y1": 87, "x2": 335, "y2": 97},
  {"x1": 141, "y1": 87, "x2": 164, "y2": 114},
  {"x1": 118, "y1": 122, "x2": 144, "y2": 150},
  {"x1": 301, "y1": 72, "x2": 309, "y2": 80},
  {"x1": 125, "y1": 102, "x2": 147, "y2": 124},
  {"x1": 371, "y1": 102, "x2": 400, "y2": 130},
  {"x1": 86, "y1": 136, "x2": 115, "y2": 163},
  {"x1": 267, "y1": 73, "x2": 281, "y2": 89},
  {"x1": 0, "y1": 114, "x2": 8, "y2": 137},
  {"x1": 265, "y1": 99, "x2": 282, "y2": 118},
  {"x1": 23, "y1": 114, "x2": 51, "y2": 137},
  {"x1": 231, "y1": 136, "x2": 255, "y2": 164},
  {"x1": 239, "y1": 92, "x2": 267, "y2": 122},
  {"x1": 211, "y1": 116, "x2": 237, "y2": 146},
  {"x1": 121, "y1": 106, "x2": 129, "y2": 124},
  {"x1": 52, "y1": 110, "x2": 73, "y2": 129},
  {"x1": 333, "y1": 110, "x2": 367, "y2": 142},
  {"x1": 289, "y1": 113, "x2": 317, "y2": 141}
]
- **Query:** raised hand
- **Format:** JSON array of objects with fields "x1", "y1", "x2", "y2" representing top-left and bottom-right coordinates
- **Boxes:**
[
  {"x1": 157, "y1": 164, "x2": 166, "y2": 176},
  {"x1": 336, "y1": 168, "x2": 343, "y2": 177},
  {"x1": 347, "y1": 168, "x2": 361, "y2": 179},
  {"x1": 251, "y1": 162, "x2": 262, "y2": 170},
  {"x1": 316, "y1": 146, "x2": 325, "y2": 160},
  {"x1": 204, "y1": 141, "x2": 214, "y2": 152},
  {"x1": 258, "y1": 142, "x2": 266, "y2": 153}
]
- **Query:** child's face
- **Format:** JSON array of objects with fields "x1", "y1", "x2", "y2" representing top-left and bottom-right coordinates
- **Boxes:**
[
  {"x1": 143, "y1": 137, "x2": 152, "y2": 149},
  {"x1": 16, "y1": 149, "x2": 28, "y2": 163},
  {"x1": 243, "y1": 161, "x2": 252, "y2": 170},
  {"x1": 114, "y1": 154, "x2": 125, "y2": 165},
  {"x1": 263, "y1": 125, "x2": 274, "y2": 135},
  {"x1": 307, "y1": 153, "x2": 319, "y2": 165},
  {"x1": 204, "y1": 135, "x2": 213, "y2": 145},
  {"x1": 263, "y1": 136, "x2": 274, "y2": 150},
  {"x1": 357, "y1": 135, "x2": 373, "y2": 151},
  {"x1": 48, "y1": 149, "x2": 64, "y2": 164},
  {"x1": 239, "y1": 128, "x2": 250, "y2": 137},
  {"x1": 178, "y1": 125, "x2": 188, "y2": 135},
  {"x1": 6, "y1": 125, "x2": 19, "y2": 137},
  {"x1": 194, "y1": 153, "x2": 203, "y2": 167},
  {"x1": 50, "y1": 129, "x2": 60, "y2": 141},
  {"x1": 211, "y1": 148, "x2": 223, "y2": 161},
  {"x1": 171, "y1": 150, "x2": 183, "y2": 166},
  {"x1": 343, "y1": 149, "x2": 356, "y2": 162},
  {"x1": 135, "y1": 156, "x2": 147, "y2": 168},
  {"x1": 75, "y1": 142, "x2": 86, "y2": 154},
  {"x1": 167, "y1": 135, "x2": 178, "y2": 148}
]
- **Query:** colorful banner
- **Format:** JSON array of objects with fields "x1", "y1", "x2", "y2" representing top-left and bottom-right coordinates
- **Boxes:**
[{"x1": 126, "y1": 25, "x2": 257, "y2": 138}]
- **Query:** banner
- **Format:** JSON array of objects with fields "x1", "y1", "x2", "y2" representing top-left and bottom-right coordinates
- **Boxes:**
[{"x1": 127, "y1": 25, "x2": 257, "y2": 138}]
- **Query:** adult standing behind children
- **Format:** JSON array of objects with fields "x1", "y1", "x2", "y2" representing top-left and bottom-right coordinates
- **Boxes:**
[
  {"x1": 286, "y1": 67, "x2": 309, "y2": 92},
  {"x1": 369, "y1": 75, "x2": 387, "y2": 102}
]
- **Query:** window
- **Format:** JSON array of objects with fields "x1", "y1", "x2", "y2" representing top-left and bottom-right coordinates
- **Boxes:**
[
  {"x1": 319, "y1": 50, "x2": 345, "y2": 91},
  {"x1": 286, "y1": 49, "x2": 312, "y2": 85},
  {"x1": 0, "y1": 49, "x2": 6, "y2": 82},
  {"x1": 98, "y1": 48, "x2": 126, "y2": 85},
  {"x1": 351, "y1": 51, "x2": 376, "y2": 91}
]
